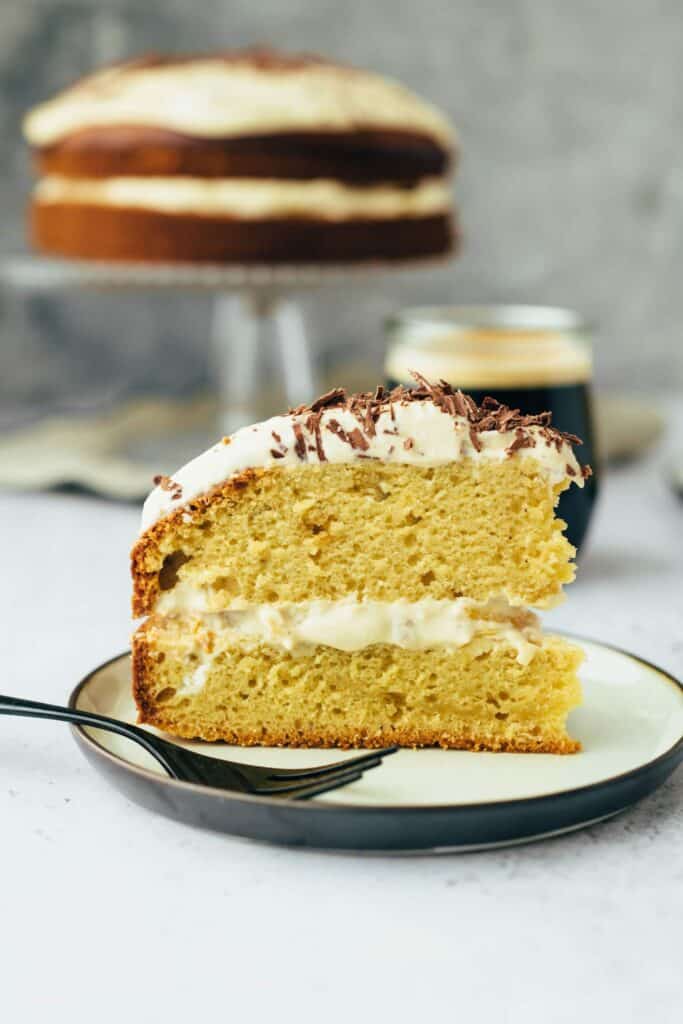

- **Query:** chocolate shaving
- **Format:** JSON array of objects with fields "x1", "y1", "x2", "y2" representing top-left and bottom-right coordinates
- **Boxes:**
[
  {"x1": 363, "y1": 404, "x2": 377, "y2": 437},
  {"x1": 347, "y1": 427, "x2": 370, "y2": 451},
  {"x1": 505, "y1": 428, "x2": 536, "y2": 456},
  {"x1": 310, "y1": 387, "x2": 347, "y2": 412},
  {"x1": 271, "y1": 430, "x2": 282, "y2": 443},
  {"x1": 324, "y1": 414, "x2": 382, "y2": 455},
  {"x1": 292, "y1": 422, "x2": 307, "y2": 461},
  {"x1": 326, "y1": 418, "x2": 351, "y2": 446},
  {"x1": 409, "y1": 370, "x2": 432, "y2": 393},
  {"x1": 477, "y1": 413, "x2": 500, "y2": 433},
  {"x1": 566, "y1": 463, "x2": 577, "y2": 477},
  {"x1": 270, "y1": 449, "x2": 285, "y2": 459},
  {"x1": 403, "y1": 437, "x2": 415, "y2": 451},
  {"x1": 283, "y1": 369, "x2": 585, "y2": 462},
  {"x1": 468, "y1": 426, "x2": 482, "y2": 452},
  {"x1": 153, "y1": 474, "x2": 182, "y2": 501},
  {"x1": 305, "y1": 411, "x2": 327, "y2": 462},
  {"x1": 453, "y1": 390, "x2": 474, "y2": 418}
]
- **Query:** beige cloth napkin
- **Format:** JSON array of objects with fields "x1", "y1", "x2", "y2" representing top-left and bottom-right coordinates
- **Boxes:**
[{"x1": 0, "y1": 395, "x2": 216, "y2": 500}]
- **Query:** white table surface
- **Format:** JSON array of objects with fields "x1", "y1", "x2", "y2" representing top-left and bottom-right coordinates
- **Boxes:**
[{"x1": 1, "y1": 409, "x2": 682, "y2": 1024}]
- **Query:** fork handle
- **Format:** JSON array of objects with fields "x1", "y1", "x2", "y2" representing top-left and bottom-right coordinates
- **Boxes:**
[{"x1": 0, "y1": 693, "x2": 177, "y2": 778}]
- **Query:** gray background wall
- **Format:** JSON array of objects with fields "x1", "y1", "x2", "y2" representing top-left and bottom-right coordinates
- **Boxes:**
[{"x1": 2, "y1": 0, "x2": 683, "y2": 417}]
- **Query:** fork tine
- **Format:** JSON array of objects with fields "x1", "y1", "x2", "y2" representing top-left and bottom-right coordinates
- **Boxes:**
[
  {"x1": 255, "y1": 759, "x2": 382, "y2": 795},
  {"x1": 266, "y1": 745, "x2": 399, "y2": 781},
  {"x1": 283, "y1": 769, "x2": 365, "y2": 801}
]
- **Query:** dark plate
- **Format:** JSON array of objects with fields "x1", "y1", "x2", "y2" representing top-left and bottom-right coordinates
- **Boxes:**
[{"x1": 69, "y1": 635, "x2": 683, "y2": 853}]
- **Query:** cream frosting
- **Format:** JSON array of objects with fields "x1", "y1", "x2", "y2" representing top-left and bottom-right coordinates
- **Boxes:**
[
  {"x1": 23, "y1": 59, "x2": 455, "y2": 148},
  {"x1": 183, "y1": 661, "x2": 211, "y2": 695},
  {"x1": 35, "y1": 174, "x2": 452, "y2": 220},
  {"x1": 141, "y1": 396, "x2": 583, "y2": 533},
  {"x1": 163, "y1": 596, "x2": 543, "y2": 671}
]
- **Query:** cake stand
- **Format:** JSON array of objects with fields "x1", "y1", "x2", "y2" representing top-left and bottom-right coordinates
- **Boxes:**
[{"x1": 2, "y1": 254, "x2": 448, "y2": 437}]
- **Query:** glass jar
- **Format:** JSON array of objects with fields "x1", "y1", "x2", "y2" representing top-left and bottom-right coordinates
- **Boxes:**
[{"x1": 385, "y1": 304, "x2": 598, "y2": 552}]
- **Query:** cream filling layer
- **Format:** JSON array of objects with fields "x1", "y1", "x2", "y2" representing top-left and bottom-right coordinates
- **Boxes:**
[
  {"x1": 141, "y1": 398, "x2": 582, "y2": 532},
  {"x1": 35, "y1": 175, "x2": 452, "y2": 220},
  {"x1": 158, "y1": 594, "x2": 543, "y2": 666},
  {"x1": 24, "y1": 60, "x2": 455, "y2": 147}
]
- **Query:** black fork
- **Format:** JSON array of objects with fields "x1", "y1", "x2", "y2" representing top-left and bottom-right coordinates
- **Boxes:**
[{"x1": 0, "y1": 694, "x2": 397, "y2": 799}]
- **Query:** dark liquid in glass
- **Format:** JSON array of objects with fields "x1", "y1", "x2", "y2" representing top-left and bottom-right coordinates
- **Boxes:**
[{"x1": 386, "y1": 379, "x2": 598, "y2": 552}]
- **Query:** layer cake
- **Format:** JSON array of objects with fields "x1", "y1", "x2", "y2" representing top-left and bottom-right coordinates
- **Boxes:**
[
  {"x1": 131, "y1": 375, "x2": 590, "y2": 752},
  {"x1": 24, "y1": 50, "x2": 457, "y2": 263}
]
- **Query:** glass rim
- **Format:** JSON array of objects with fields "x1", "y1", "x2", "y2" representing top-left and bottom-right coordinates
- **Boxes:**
[{"x1": 385, "y1": 304, "x2": 594, "y2": 337}]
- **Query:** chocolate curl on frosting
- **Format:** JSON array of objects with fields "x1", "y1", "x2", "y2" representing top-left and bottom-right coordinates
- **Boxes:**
[{"x1": 286, "y1": 370, "x2": 586, "y2": 468}]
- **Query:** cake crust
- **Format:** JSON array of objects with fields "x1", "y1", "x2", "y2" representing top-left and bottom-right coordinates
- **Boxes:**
[
  {"x1": 31, "y1": 201, "x2": 454, "y2": 263},
  {"x1": 131, "y1": 467, "x2": 266, "y2": 617}
]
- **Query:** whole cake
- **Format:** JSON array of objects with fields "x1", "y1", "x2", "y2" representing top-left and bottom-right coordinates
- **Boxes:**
[
  {"x1": 131, "y1": 374, "x2": 590, "y2": 753},
  {"x1": 23, "y1": 50, "x2": 456, "y2": 263}
]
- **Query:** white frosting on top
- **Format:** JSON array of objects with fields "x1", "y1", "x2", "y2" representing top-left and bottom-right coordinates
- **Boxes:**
[
  {"x1": 35, "y1": 175, "x2": 452, "y2": 220},
  {"x1": 163, "y1": 596, "x2": 542, "y2": 670},
  {"x1": 24, "y1": 58, "x2": 455, "y2": 147},
  {"x1": 141, "y1": 397, "x2": 583, "y2": 533}
]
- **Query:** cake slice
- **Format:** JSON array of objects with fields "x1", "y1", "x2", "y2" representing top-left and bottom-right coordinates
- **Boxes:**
[{"x1": 131, "y1": 375, "x2": 590, "y2": 752}]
